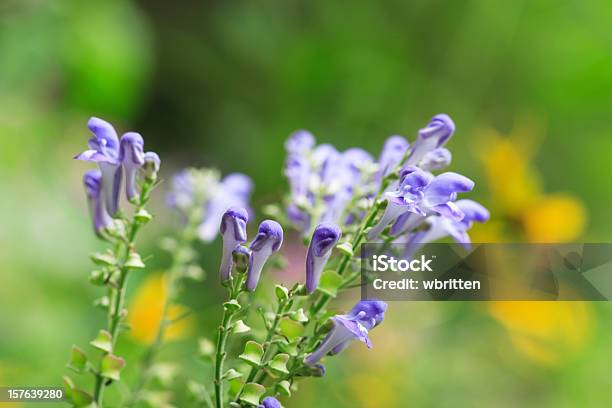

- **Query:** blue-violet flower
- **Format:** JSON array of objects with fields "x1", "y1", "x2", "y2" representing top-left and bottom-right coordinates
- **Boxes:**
[
  {"x1": 305, "y1": 223, "x2": 342, "y2": 294},
  {"x1": 245, "y1": 220, "x2": 283, "y2": 291},
  {"x1": 219, "y1": 207, "x2": 249, "y2": 281}
]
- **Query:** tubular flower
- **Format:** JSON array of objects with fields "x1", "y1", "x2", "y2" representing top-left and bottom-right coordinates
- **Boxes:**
[
  {"x1": 367, "y1": 167, "x2": 474, "y2": 240},
  {"x1": 406, "y1": 114, "x2": 455, "y2": 166},
  {"x1": 75, "y1": 117, "x2": 122, "y2": 215},
  {"x1": 377, "y1": 135, "x2": 410, "y2": 181},
  {"x1": 419, "y1": 147, "x2": 452, "y2": 171},
  {"x1": 258, "y1": 397, "x2": 282, "y2": 408},
  {"x1": 306, "y1": 223, "x2": 342, "y2": 294},
  {"x1": 245, "y1": 220, "x2": 283, "y2": 291},
  {"x1": 83, "y1": 170, "x2": 113, "y2": 236},
  {"x1": 143, "y1": 151, "x2": 161, "y2": 182},
  {"x1": 219, "y1": 207, "x2": 249, "y2": 281},
  {"x1": 304, "y1": 300, "x2": 387, "y2": 366},
  {"x1": 119, "y1": 132, "x2": 145, "y2": 202}
]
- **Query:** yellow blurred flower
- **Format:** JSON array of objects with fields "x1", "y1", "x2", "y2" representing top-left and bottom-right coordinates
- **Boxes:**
[
  {"x1": 476, "y1": 117, "x2": 592, "y2": 366},
  {"x1": 127, "y1": 273, "x2": 194, "y2": 344}
]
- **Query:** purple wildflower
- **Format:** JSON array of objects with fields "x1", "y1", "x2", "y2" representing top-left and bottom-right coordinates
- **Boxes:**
[
  {"x1": 119, "y1": 132, "x2": 145, "y2": 202},
  {"x1": 406, "y1": 114, "x2": 455, "y2": 167},
  {"x1": 259, "y1": 396, "x2": 282, "y2": 408},
  {"x1": 367, "y1": 167, "x2": 474, "y2": 240},
  {"x1": 306, "y1": 223, "x2": 342, "y2": 294},
  {"x1": 304, "y1": 300, "x2": 387, "y2": 366},
  {"x1": 83, "y1": 170, "x2": 113, "y2": 236},
  {"x1": 245, "y1": 220, "x2": 283, "y2": 291},
  {"x1": 219, "y1": 207, "x2": 249, "y2": 281},
  {"x1": 377, "y1": 135, "x2": 410, "y2": 181},
  {"x1": 75, "y1": 117, "x2": 122, "y2": 215}
]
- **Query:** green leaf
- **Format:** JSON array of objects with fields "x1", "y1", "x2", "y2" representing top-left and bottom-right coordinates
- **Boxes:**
[
  {"x1": 222, "y1": 368, "x2": 243, "y2": 381},
  {"x1": 134, "y1": 208, "x2": 153, "y2": 223},
  {"x1": 276, "y1": 380, "x2": 291, "y2": 397},
  {"x1": 125, "y1": 252, "x2": 145, "y2": 269},
  {"x1": 88, "y1": 270, "x2": 107, "y2": 286},
  {"x1": 317, "y1": 270, "x2": 343, "y2": 297},
  {"x1": 277, "y1": 339, "x2": 299, "y2": 356},
  {"x1": 290, "y1": 308, "x2": 309, "y2": 323},
  {"x1": 278, "y1": 317, "x2": 304, "y2": 341},
  {"x1": 223, "y1": 299, "x2": 241, "y2": 312},
  {"x1": 67, "y1": 345, "x2": 87, "y2": 373},
  {"x1": 100, "y1": 354, "x2": 125, "y2": 381},
  {"x1": 90, "y1": 330, "x2": 112, "y2": 353},
  {"x1": 275, "y1": 284, "x2": 289, "y2": 302},
  {"x1": 232, "y1": 320, "x2": 251, "y2": 334},
  {"x1": 267, "y1": 353, "x2": 290, "y2": 376},
  {"x1": 336, "y1": 242, "x2": 354, "y2": 257},
  {"x1": 90, "y1": 251, "x2": 117, "y2": 266},
  {"x1": 238, "y1": 383, "x2": 265, "y2": 407},
  {"x1": 238, "y1": 341, "x2": 264, "y2": 367},
  {"x1": 63, "y1": 376, "x2": 94, "y2": 407}
]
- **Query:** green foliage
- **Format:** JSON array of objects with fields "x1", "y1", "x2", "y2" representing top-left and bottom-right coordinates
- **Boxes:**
[{"x1": 238, "y1": 341, "x2": 265, "y2": 367}]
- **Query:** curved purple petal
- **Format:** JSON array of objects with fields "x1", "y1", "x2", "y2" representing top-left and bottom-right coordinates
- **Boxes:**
[
  {"x1": 305, "y1": 223, "x2": 342, "y2": 294},
  {"x1": 245, "y1": 220, "x2": 283, "y2": 291}
]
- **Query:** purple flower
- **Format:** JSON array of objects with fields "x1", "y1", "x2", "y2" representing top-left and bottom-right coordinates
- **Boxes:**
[
  {"x1": 406, "y1": 114, "x2": 455, "y2": 167},
  {"x1": 420, "y1": 199, "x2": 489, "y2": 248},
  {"x1": 198, "y1": 173, "x2": 253, "y2": 242},
  {"x1": 119, "y1": 132, "x2": 145, "y2": 202},
  {"x1": 245, "y1": 220, "x2": 283, "y2": 291},
  {"x1": 304, "y1": 300, "x2": 387, "y2": 366},
  {"x1": 285, "y1": 130, "x2": 315, "y2": 154},
  {"x1": 75, "y1": 117, "x2": 122, "y2": 215},
  {"x1": 419, "y1": 147, "x2": 451, "y2": 171},
  {"x1": 367, "y1": 168, "x2": 474, "y2": 240},
  {"x1": 306, "y1": 223, "x2": 342, "y2": 294},
  {"x1": 259, "y1": 396, "x2": 282, "y2": 408},
  {"x1": 219, "y1": 207, "x2": 249, "y2": 281},
  {"x1": 83, "y1": 170, "x2": 113, "y2": 236},
  {"x1": 377, "y1": 135, "x2": 409, "y2": 181}
]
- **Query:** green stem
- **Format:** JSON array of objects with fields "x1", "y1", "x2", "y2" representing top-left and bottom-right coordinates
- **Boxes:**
[{"x1": 93, "y1": 183, "x2": 153, "y2": 406}]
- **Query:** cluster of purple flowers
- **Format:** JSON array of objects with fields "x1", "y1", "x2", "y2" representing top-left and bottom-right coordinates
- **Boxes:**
[
  {"x1": 284, "y1": 114, "x2": 489, "y2": 251},
  {"x1": 76, "y1": 117, "x2": 160, "y2": 235},
  {"x1": 166, "y1": 169, "x2": 253, "y2": 242}
]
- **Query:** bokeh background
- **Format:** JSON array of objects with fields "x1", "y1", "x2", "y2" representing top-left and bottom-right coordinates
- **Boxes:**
[{"x1": 1, "y1": 0, "x2": 612, "y2": 407}]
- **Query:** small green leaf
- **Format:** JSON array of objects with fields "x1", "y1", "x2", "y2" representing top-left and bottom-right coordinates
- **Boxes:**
[
  {"x1": 277, "y1": 339, "x2": 299, "y2": 356},
  {"x1": 223, "y1": 299, "x2": 241, "y2": 312},
  {"x1": 134, "y1": 208, "x2": 153, "y2": 223},
  {"x1": 275, "y1": 284, "x2": 289, "y2": 302},
  {"x1": 90, "y1": 330, "x2": 112, "y2": 353},
  {"x1": 90, "y1": 251, "x2": 117, "y2": 266},
  {"x1": 276, "y1": 380, "x2": 291, "y2": 397},
  {"x1": 238, "y1": 341, "x2": 264, "y2": 367},
  {"x1": 125, "y1": 252, "x2": 145, "y2": 269},
  {"x1": 317, "y1": 270, "x2": 343, "y2": 298},
  {"x1": 290, "y1": 308, "x2": 309, "y2": 323},
  {"x1": 239, "y1": 382, "x2": 265, "y2": 406},
  {"x1": 279, "y1": 317, "x2": 304, "y2": 340},
  {"x1": 222, "y1": 368, "x2": 243, "y2": 381},
  {"x1": 100, "y1": 354, "x2": 125, "y2": 381},
  {"x1": 336, "y1": 242, "x2": 354, "y2": 257},
  {"x1": 267, "y1": 353, "x2": 290, "y2": 376},
  {"x1": 232, "y1": 320, "x2": 251, "y2": 334},
  {"x1": 67, "y1": 345, "x2": 87, "y2": 373},
  {"x1": 63, "y1": 376, "x2": 94, "y2": 407},
  {"x1": 88, "y1": 270, "x2": 107, "y2": 286}
]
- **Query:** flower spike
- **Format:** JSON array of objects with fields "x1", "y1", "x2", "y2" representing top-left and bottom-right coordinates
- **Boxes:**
[
  {"x1": 219, "y1": 207, "x2": 249, "y2": 282},
  {"x1": 245, "y1": 220, "x2": 283, "y2": 291},
  {"x1": 306, "y1": 223, "x2": 342, "y2": 294},
  {"x1": 119, "y1": 132, "x2": 145, "y2": 202}
]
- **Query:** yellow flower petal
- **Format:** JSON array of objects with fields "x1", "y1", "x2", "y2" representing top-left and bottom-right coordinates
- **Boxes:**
[
  {"x1": 522, "y1": 194, "x2": 586, "y2": 243},
  {"x1": 127, "y1": 273, "x2": 193, "y2": 344}
]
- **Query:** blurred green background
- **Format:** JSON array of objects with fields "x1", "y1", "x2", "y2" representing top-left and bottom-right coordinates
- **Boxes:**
[{"x1": 1, "y1": 0, "x2": 612, "y2": 407}]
